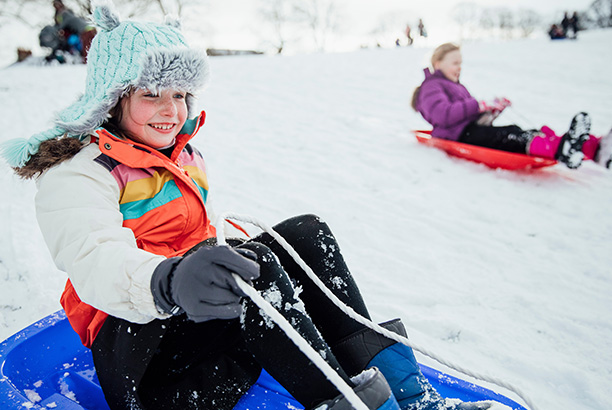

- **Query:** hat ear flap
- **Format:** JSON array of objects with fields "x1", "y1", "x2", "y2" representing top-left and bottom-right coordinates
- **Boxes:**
[{"x1": 91, "y1": 0, "x2": 121, "y2": 31}]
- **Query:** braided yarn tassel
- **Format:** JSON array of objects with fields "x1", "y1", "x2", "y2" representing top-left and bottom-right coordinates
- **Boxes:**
[{"x1": 0, "y1": 127, "x2": 65, "y2": 168}]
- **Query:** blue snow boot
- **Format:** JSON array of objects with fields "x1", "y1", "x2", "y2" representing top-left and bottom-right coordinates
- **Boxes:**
[
  {"x1": 333, "y1": 319, "x2": 494, "y2": 410},
  {"x1": 314, "y1": 367, "x2": 400, "y2": 410}
]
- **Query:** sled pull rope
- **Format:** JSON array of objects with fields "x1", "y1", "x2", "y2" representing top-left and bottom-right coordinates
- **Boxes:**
[
  {"x1": 232, "y1": 276, "x2": 368, "y2": 410},
  {"x1": 506, "y1": 106, "x2": 537, "y2": 129},
  {"x1": 216, "y1": 213, "x2": 536, "y2": 410}
]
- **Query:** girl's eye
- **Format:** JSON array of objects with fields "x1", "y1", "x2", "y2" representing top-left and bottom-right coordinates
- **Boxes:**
[
  {"x1": 174, "y1": 93, "x2": 186, "y2": 99},
  {"x1": 144, "y1": 93, "x2": 158, "y2": 98}
]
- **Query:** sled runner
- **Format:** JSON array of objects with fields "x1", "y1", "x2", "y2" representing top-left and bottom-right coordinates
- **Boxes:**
[
  {"x1": 413, "y1": 130, "x2": 557, "y2": 170},
  {"x1": 1, "y1": 311, "x2": 527, "y2": 409}
]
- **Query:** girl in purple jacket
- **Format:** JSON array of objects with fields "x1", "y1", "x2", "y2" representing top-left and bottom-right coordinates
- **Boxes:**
[{"x1": 412, "y1": 43, "x2": 612, "y2": 169}]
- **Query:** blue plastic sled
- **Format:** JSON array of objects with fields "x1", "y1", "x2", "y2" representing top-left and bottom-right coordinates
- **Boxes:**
[{"x1": 1, "y1": 311, "x2": 527, "y2": 409}]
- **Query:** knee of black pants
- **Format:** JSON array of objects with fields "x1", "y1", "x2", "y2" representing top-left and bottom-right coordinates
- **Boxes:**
[
  {"x1": 237, "y1": 241, "x2": 291, "y2": 291},
  {"x1": 242, "y1": 216, "x2": 371, "y2": 345},
  {"x1": 496, "y1": 124, "x2": 523, "y2": 137},
  {"x1": 264, "y1": 214, "x2": 342, "y2": 277},
  {"x1": 271, "y1": 214, "x2": 330, "y2": 245},
  {"x1": 236, "y1": 241, "x2": 306, "y2": 330},
  {"x1": 236, "y1": 241, "x2": 323, "y2": 349}
]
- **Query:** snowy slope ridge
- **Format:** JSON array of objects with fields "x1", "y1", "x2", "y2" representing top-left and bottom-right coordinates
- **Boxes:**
[{"x1": 1, "y1": 29, "x2": 611, "y2": 410}]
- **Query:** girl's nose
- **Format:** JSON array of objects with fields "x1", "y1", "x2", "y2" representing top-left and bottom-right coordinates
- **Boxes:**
[{"x1": 159, "y1": 96, "x2": 178, "y2": 116}]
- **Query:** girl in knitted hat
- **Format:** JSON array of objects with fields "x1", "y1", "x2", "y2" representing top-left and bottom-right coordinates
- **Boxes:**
[
  {"x1": 1, "y1": 3, "x2": 505, "y2": 410},
  {"x1": 412, "y1": 42, "x2": 612, "y2": 169}
]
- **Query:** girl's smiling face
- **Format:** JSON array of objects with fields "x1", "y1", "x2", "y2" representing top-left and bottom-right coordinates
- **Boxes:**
[
  {"x1": 119, "y1": 88, "x2": 188, "y2": 149},
  {"x1": 434, "y1": 49, "x2": 462, "y2": 83}
]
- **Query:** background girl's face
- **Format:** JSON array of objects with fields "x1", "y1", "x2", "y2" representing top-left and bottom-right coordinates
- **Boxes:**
[
  {"x1": 119, "y1": 88, "x2": 188, "y2": 149},
  {"x1": 434, "y1": 49, "x2": 462, "y2": 83}
]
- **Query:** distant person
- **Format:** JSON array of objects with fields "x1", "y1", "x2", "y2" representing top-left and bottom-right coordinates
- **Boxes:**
[
  {"x1": 411, "y1": 43, "x2": 612, "y2": 169},
  {"x1": 39, "y1": 23, "x2": 68, "y2": 63},
  {"x1": 548, "y1": 24, "x2": 566, "y2": 40},
  {"x1": 418, "y1": 19, "x2": 427, "y2": 37},
  {"x1": 561, "y1": 12, "x2": 571, "y2": 37},
  {"x1": 570, "y1": 11, "x2": 580, "y2": 37},
  {"x1": 52, "y1": 0, "x2": 97, "y2": 62},
  {"x1": 405, "y1": 24, "x2": 413, "y2": 45}
]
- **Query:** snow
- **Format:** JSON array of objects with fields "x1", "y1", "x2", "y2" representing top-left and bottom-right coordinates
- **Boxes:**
[
  {"x1": 1, "y1": 29, "x2": 612, "y2": 410},
  {"x1": 23, "y1": 389, "x2": 41, "y2": 403}
]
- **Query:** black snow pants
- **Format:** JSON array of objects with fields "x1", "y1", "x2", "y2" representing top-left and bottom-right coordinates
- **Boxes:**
[
  {"x1": 459, "y1": 122, "x2": 535, "y2": 154},
  {"x1": 91, "y1": 214, "x2": 372, "y2": 410}
]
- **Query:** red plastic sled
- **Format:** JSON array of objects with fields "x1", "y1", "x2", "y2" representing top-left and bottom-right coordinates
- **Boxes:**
[{"x1": 413, "y1": 130, "x2": 557, "y2": 170}]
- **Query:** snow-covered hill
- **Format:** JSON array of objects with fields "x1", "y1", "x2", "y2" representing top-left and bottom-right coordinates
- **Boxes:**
[{"x1": 1, "y1": 29, "x2": 611, "y2": 410}]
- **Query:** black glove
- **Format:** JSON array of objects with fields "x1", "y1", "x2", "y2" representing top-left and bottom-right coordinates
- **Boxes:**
[{"x1": 151, "y1": 245, "x2": 260, "y2": 322}]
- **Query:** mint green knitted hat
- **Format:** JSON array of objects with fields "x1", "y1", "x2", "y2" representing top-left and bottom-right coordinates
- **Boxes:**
[{"x1": 1, "y1": 0, "x2": 210, "y2": 168}]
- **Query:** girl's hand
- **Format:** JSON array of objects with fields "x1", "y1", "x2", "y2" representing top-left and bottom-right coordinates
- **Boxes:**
[
  {"x1": 494, "y1": 97, "x2": 512, "y2": 108},
  {"x1": 478, "y1": 99, "x2": 507, "y2": 114},
  {"x1": 151, "y1": 246, "x2": 260, "y2": 322}
]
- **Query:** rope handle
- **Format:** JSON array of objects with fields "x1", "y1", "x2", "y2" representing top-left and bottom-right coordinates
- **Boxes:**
[
  {"x1": 232, "y1": 274, "x2": 369, "y2": 410},
  {"x1": 216, "y1": 212, "x2": 536, "y2": 410}
]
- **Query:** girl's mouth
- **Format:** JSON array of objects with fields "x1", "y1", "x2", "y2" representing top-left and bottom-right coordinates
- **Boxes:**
[{"x1": 149, "y1": 123, "x2": 176, "y2": 131}]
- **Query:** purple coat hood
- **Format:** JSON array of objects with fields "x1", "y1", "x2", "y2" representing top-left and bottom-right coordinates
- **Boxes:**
[{"x1": 415, "y1": 68, "x2": 480, "y2": 141}]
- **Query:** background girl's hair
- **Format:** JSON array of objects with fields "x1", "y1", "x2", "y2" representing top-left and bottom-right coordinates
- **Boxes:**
[
  {"x1": 430, "y1": 42, "x2": 460, "y2": 67},
  {"x1": 411, "y1": 42, "x2": 461, "y2": 111},
  {"x1": 411, "y1": 86, "x2": 421, "y2": 111}
]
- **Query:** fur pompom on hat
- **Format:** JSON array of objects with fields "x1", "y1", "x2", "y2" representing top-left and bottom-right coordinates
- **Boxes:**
[{"x1": 1, "y1": 0, "x2": 210, "y2": 168}]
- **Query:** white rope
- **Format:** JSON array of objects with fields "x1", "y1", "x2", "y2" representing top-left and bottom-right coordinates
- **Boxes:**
[
  {"x1": 216, "y1": 212, "x2": 537, "y2": 410},
  {"x1": 505, "y1": 106, "x2": 538, "y2": 130},
  {"x1": 232, "y1": 274, "x2": 369, "y2": 410}
]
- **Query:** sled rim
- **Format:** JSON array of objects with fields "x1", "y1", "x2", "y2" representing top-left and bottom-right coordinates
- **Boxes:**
[
  {"x1": 413, "y1": 130, "x2": 558, "y2": 170},
  {"x1": 2, "y1": 311, "x2": 527, "y2": 410}
]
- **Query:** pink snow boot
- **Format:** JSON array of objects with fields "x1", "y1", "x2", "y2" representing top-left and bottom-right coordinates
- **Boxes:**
[
  {"x1": 527, "y1": 126, "x2": 561, "y2": 159},
  {"x1": 581, "y1": 134, "x2": 602, "y2": 161},
  {"x1": 529, "y1": 113, "x2": 591, "y2": 169},
  {"x1": 594, "y1": 128, "x2": 612, "y2": 169}
]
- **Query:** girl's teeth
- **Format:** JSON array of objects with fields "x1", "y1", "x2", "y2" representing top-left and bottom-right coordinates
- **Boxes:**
[{"x1": 151, "y1": 124, "x2": 173, "y2": 130}]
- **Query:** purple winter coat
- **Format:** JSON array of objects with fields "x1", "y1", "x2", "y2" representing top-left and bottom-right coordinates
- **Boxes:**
[{"x1": 415, "y1": 68, "x2": 480, "y2": 141}]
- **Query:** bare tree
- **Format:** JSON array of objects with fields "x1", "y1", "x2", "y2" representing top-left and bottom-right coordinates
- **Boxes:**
[
  {"x1": 516, "y1": 9, "x2": 541, "y2": 37},
  {"x1": 497, "y1": 8, "x2": 514, "y2": 38},
  {"x1": 589, "y1": 0, "x2": 612, "y2": 27},
  {"x1": 149, "y1": 0, "x2": 200, "y2": 17},
  {"x1": 478, "y1": 7, "x2": 496, "y2": 37},
  {"x1": 0, "y1": 0, "x2": 50, "y2": 27},
  {"x1": 58, "y1": 0, "x2": 200, "y2": 19},
  {"x1": 259, "y1": 0, "x2": 296, "y2": 54},
  {"x1": 292, "y1": 0, "x2": 341, "y2": 51},
  {"x1": 451, "y1": 2, "x2": 480, "y2": 40},
  {"x1": 477, "y1": 7, "x2": 514, "y2": 38},
  {"x1": 67, "y1": 0, "x2": 93, "y2": 15},
  {"x1": 110, "y1": 0, "x2": 171, "y2": 19}
]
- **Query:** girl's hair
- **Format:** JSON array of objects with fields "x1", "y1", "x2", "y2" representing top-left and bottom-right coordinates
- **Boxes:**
[
  {"x1": 410, "y1": 42, "x2": 461, "y2": 111},
  {"x1": 102, "y1": 89, "x2": 130, "y2": 140}
]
